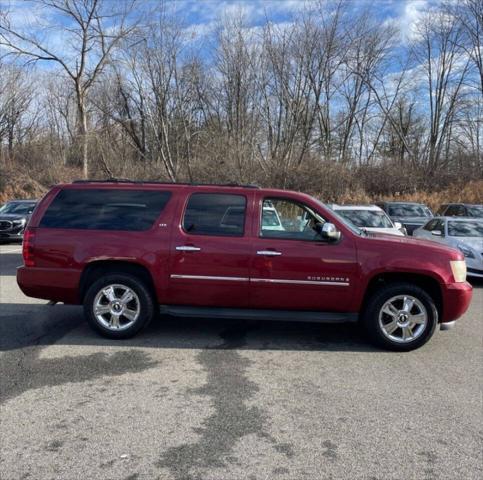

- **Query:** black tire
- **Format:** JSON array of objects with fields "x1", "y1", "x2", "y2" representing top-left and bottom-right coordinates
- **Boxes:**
[
  {"x1": 84, "y1": 273, "x2": 155, "y2": 339},
  {"x1": 362, "y1": 282, "x2": 438, "y2": 351}
]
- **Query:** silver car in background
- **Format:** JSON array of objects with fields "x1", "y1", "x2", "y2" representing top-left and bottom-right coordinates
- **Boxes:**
[
  {"x1": 437, "y1": 203, "x2": 483, "y2": 218},
  {"x1": 414, "y1": 217, "x2": 483, "y2": 278},
  {"x1": 331, "y1": 205, "x2": 405, "y2": 236}
]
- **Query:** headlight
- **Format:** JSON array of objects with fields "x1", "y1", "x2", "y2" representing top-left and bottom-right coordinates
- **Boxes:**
[
  {"x1": 12, "y1": 218, "x2": 26, "y2": 226},
  {"x1": 457, "y1": 244, "x2": 475, "y2": 259},
  {"x1": 450, "y1": 260, "x2": 467, "y2": 283}
]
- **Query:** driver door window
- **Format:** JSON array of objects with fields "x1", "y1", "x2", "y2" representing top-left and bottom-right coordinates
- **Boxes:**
[
  {"x1": 260, "y1": 198, "x2": 322, "y2": 241},
  {"x1": 435, "y1": 219, "x2": 446, "y2": 234},
  {"x1": 424, "y1": 219, "x2": 438, "y2": 231}
]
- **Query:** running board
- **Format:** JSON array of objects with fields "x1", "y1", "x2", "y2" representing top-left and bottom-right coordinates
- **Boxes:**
[{"x1": 159, "y1": 306, "x2": 358, "y2": 323}]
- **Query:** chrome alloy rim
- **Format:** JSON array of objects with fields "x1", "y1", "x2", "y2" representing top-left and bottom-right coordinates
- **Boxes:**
[
  {"x1": 93, "y1": 284, "x2": 140, "y2": 331},
  {"x1": 378, "y1": 295, "x2": 428, "y2": 343}
]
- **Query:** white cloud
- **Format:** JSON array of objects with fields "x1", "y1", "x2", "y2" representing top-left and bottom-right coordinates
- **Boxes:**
[
  {"x1": 173, "y1": 0, "x2": 311, "y2": 26},
  {"x1": 396, "y1": 0, "x2": 428, "y2": 42}
]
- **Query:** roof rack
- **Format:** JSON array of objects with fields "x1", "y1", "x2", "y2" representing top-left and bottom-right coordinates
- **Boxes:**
[{"x1": 71, "y1": 179, "x2": 260, "y2": 189}]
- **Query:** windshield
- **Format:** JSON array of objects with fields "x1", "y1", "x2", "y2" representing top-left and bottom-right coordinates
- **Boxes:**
[
  {"x1": 467, "y1": 205, "x2": 483, "y2": 217},
  {"x1": 316, "y1": 200, "x2": 362, "y2": 235},
  {"x1": 448, "y1": 221, "x2": 483, "y2": 237},
  {"x1": 337, "y1": 209, "x2": 393, "y2": 228},
  {"x1": 0, "y1": 202, "x2": 36, "y2": 215},
  {"x1": 388, "y1": 204, "x2": 432, "y2": 217}
]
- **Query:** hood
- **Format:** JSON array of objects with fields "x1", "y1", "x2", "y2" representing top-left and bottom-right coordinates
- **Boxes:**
[
  {"x1": 454, "y1": 237, "x2": 483, "y2": 251},
  {"x1": 390, "y1": 216, "x2": 430, "y2": 225},
  {"x1": 365, "y1": 227, "x2": 404, "y2": 236},
  {"x1": 366, "y1": 231, "x2": 462, "y2": 256}
]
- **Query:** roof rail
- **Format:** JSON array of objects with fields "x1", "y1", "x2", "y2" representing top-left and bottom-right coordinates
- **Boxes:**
[{"x1": 71, "y1": 179, "x2": 260, "y2": 189}]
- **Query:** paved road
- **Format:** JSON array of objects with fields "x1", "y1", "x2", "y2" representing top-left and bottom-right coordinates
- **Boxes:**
[{"x1": 1, "y1": 244, "x2": 482, "y2": 480}]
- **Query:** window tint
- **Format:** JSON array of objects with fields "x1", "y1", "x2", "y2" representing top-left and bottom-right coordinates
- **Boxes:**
[
  {"x1": 434, "y1": 219, "x2": 445, "y2": 233},
  {"x1": 446, "y1": 205, "x2": 465, "y2": 216},
  {"x1": 445, "y1": 205, "x2": 457, "y2": 216},
  {"x1": 260, "y1": 198, "x2": 325, "y2": 241},
  {"x1": 183, "y1": 193, "x2": 246, "y2": 236},
  {"x1": 40, "y1": 189, "x2": 171, "y2": 231},
  {"x1": 424, "y1": 219, "x2": 438, "y2": 231}
]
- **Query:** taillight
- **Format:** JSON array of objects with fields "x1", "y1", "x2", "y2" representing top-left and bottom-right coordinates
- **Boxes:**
[{"x1": 22, "y1": 228, "x2": 36, "y2": 267}]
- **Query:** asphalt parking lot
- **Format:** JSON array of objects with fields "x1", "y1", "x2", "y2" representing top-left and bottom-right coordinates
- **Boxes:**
[{"x1": 1, "y1": 243, "x2": 482, "y2": 480}]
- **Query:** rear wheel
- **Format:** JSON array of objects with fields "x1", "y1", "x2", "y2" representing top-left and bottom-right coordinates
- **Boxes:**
[
  {"x1": 84, "y1": 273, "x2": 155, "y2": 339},
  {"x1": 362, "y1": 282, "x2": 438, "y2": 351}
]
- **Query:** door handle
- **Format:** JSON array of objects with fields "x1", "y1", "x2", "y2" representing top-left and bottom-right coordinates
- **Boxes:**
[
  {"x1": 176, "y1": 245, "x2": 201, "y2": 252},
  {"x1": 257, "y1": 250, "x2": 282, "y2": 256}
]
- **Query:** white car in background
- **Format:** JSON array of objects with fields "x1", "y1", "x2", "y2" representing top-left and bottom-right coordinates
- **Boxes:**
[
  {"x1": 414, "y1": 217, "x2": 483, "y2": 278},
  {"x1": 261, "y1": 205, "x2": 285, "y2": 231},
  {"x1": 331, "y1": 205, "x2": 405, "y2": 236},
  {"x1": 222, "y1": 205, "x2": 285, "y2": 231}
]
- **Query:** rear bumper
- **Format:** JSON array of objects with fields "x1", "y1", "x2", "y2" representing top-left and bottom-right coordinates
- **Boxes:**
[
  {"x1": 17, "y1": 266, "x2": 81, "y2": 304},
  {"x1": 441, "y1": 281, "x2": 472, "y2": 323}
]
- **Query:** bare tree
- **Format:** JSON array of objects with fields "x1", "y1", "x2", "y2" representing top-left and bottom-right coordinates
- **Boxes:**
[
  {"x1": 413, "y1": 9, "x2": 470, "y2": 173},
  {"x1": 0, "y1": 62, "x2": 34, "y2": 164},
  {"x1": 447, "y1": 0, "x2": 483, "y2": 96},
  {"x1": 0, "y1": 0, "x2": 137, "y2": 177}
]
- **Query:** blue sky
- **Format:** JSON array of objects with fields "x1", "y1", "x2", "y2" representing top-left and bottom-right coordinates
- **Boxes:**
[
  {"x1": 0, "y1": 0, "x2": 443, "y2": 78},
  {"x1": 0, "y1": 0, "x2": 437, "y2": 43},
  {"x1": 167, "y1": 0, "x2": 435, "y2": 41}
]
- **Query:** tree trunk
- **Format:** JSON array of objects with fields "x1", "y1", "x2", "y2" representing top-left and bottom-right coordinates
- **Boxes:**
[{"x1": 77, "y1": 95, "x2": 88, "y2": 178}]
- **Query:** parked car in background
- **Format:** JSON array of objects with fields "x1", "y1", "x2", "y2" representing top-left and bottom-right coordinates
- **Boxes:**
[
  {"x1": 376, "y1": 201, "x2": 433, "y2": 235},
  {"x1": 17, "y1": 180, "x2": 472, "y2": 351},
  {"x1": 0, "y1": 199, "x2": 37, "y2": 242},
  {"x1": 414, "y1": 217, "x2": 483, "y2": 278},
  {"x1": 331, "y1": 205, "x2": 405, "y2": 236},
  {"x1": 436, "y1": 203, "x2": 483, "y2": 218}
]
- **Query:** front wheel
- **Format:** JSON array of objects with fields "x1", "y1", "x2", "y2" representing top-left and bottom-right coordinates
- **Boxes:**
[
  {"x1": 362, "y1": 283, "x2": 438, "y2": 351},
  {"x1": 84, "y1": 273, "x2": 155, "y2": 339}
]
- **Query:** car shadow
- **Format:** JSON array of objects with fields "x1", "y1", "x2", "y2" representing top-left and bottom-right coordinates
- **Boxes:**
[
  {"x1": 0, "y1": 302, "x2": 379, "y2": 353},
  {"x1": 468, "y1": 278, "x2": 483, "y2": 288}
]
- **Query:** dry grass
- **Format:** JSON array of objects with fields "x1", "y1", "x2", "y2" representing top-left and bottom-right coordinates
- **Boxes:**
[
  {"x1": 1, "y1": 163, "x2": 481, "y2": 212},
  {"x1": 0, "y1": 168, "x2": 47, "y2": 203},
  {"x1": 329, "y1": 180, "x2": 483, "y2": 210}
]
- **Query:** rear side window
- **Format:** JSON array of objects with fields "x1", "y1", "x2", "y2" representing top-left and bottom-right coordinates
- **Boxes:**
[
  {"x1": 446, "y1": 205, "x2": 465, "y2": 216},
  {"x1": 40, "y1": 189, "x2": 171, "y2": 231},
  {"x1": 183, "y1": 193, "x2": 246, "y2": 236}
]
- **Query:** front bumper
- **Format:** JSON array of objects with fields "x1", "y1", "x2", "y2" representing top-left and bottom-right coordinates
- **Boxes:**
[
  {"x1": 0, "y1": 230, "x2": 24, "y2": 240},
  {"x1": 441, "y1": 281, "x2": 473, "y2": 323},
  {"x1": 467, "y1": 268, "x2": 483, "y2": 278},
  {"x1": 466, "y1": 257, "x2": 483, "y2": 278}
]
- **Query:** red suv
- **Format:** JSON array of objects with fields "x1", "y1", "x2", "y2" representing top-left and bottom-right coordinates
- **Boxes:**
[{"x1": 17, "y1": 181, "x2": 472, "y2": 351}]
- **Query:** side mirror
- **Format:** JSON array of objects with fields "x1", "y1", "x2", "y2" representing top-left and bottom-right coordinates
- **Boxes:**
[
  {"x1": 394, "y1": 222, "x2": 402, "y2": 229},
  {"x1": 432, "y1": 230, "x2": 442, "y2": 236},
  {"x1": 320, "y1": 222, "x2": 341, "y2": 242}
]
